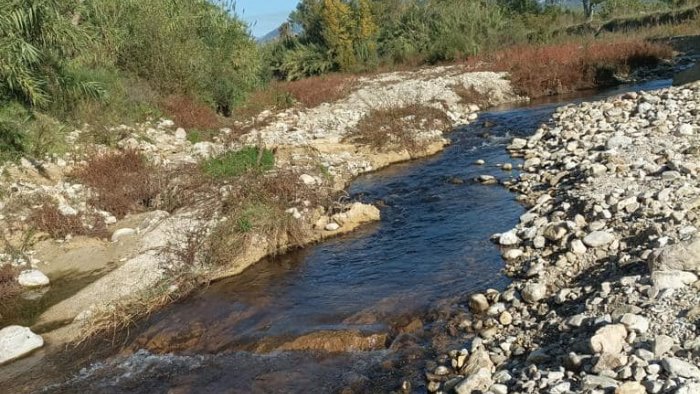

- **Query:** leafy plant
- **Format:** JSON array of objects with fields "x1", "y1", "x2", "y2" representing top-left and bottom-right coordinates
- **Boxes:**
[{"x1": 202, "y1": 147, "x2": 275, "y2": 179}]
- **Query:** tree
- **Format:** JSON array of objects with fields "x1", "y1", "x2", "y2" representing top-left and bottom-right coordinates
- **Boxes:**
[
  {"x1": 321, "y1": 0, "x2": 356, "y2": 70},
  {"x1": 582, "y1": 0, "x2": 606, "y2": 20}
]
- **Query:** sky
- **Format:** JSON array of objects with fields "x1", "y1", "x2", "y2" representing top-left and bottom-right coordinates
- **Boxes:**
[{"x1": 235, "y1": 0, "x2": 299, "y2": 37}]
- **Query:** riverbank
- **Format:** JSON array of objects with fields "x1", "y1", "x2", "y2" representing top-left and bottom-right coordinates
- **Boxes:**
[
  {"x1": 0, "y1": 67, "x2": 522, "y2": 366},
  {"x1": 424, "y1": 81, "x2": 700, "y2": 393}
]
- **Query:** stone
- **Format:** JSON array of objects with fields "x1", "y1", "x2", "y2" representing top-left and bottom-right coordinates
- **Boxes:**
[
  {"x1": 469, "y1": 293, "x2": 489, "y2": 314},
  {"x1": 653, "y1": 335, "x2": 674, "y2": 358},
  {"x1": 521, "y1": 282, "x2": 547, "y2": 303},
  {"x1": 650, "y1": 238, "x2": 700, "y2": 273},
  {"x1": 676, "y1": 382, "x2": 700, "y2": 394},
  {"x1": 503, "y1": 248, "x2": 524, "y2": 260},
  {"x1": 615, "y1": 382, "x2": 645, "y2": 394},
  {"x1": 677, "y1": 123, "x2": 694, "y2": 136},
  {"x1": 325, "y1": 222, "x2": 340, "y2": 231},
  {"x1": 478, "y1": 175, "x2": 497, "y2": 185},
  {"x1": 0, "y1": 326, "x2": 44, "y2": 365},
  {"x1": 590, "y1": 324, "x2": 627, "y2": 355},
  {"x1": 499, "y1": 230, "x2": 521, "y2": 246},
  {"x1": 175, "y1": 128, "x2": 187, "y2": 140},
  {"x1": 499, "y1": 311, "x2": 513, "y2": 325},
  {"x1": 111, "y1": 227, "x2": 137, "y2": 242},
  {"x1": 17, "y1": 270, "x2": 50, "y2": 288},
  {"x1": 462, "y1": 346, "x2": 494, "y2": 377},
  {"x1": 454, "y1": 368, "x2": 493, "y2": 394},
  {"x1": 619, "y1": 313, "x2": 649, "y2": 334},
  {"x1": 583, "y1": 231, "x2": 615, "y2": 248},
  {"x1": 651, "y1": 270, "x2": 698, "y2": 289},
  {"x1": 58, "y1": 203, "x2": 78, "y2": 216},
  {"x1": 570, "y1": 239, "x2": 587, "y2": 255},
  {"x1": 491, "y1": 383, "x2": 508, "y2": 394},
  {"x1": 299, "y1": 174, "x2": 317, "y2": 186},
  {"x1": 662, "y1": 357, "x2": 700, "y2": 379},
  {"x1": 583, "y1": 374, "x2": 619, "y2": 390}
]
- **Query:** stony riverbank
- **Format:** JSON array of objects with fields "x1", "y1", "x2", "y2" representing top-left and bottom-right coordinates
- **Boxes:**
[
  {"x1": 424, "y1": 81, "x2": 700, "y2": 393},
  {"x1": 0, "y1": 67, "x2": 521, "y2": 365}
]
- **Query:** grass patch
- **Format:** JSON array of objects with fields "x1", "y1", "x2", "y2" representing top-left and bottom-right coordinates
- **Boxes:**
[
  {"x1": 346, "y1": 104, "x2": 451, "y2": 155},
  {"x1": 71, "y1": 149, "x2": 163, "y2": 218},
  {"x1": 467, "y1": 38, "x2": 673, "y2": 97},
  {"x1": 452, "y1": 84, "x2": 493, "y2": 108},
  {"x1": 202, "y1": 147, "x2": 275, "y2": 179},
  {"x1": 279, "y1": 74, "x2": 358, "y2": 108}
]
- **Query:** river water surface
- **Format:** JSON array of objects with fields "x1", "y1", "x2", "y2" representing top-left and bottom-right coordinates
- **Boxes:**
[{"x1": 3, "y1": 78, "x2": 678, "y2": 393}]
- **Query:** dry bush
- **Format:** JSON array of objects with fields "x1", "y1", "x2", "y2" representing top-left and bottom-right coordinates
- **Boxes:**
[
  {"x1": 467, "y1": 39, "x2": 673, "y2": 97},
  {"x1": 279, "y1": 74, "x2": 358, "y2": 108},
  {"x1": 28, "y1": 202, "x2": 109, "y2": 239},
  {"x1": 0, "y1": 264, "x2": 20, "y2": 301},
  {"x1": 206, "y1": 169, "x2": 334, "y2": 266},
  {"x1": 452, "y1": 84, "x2": 493, "y2": 108},
  {"x1": 71, "y1": 149, "x2": 163, "y2": 218},
  {"x1": 346, "y1": 104, "x2": 451, "y2": 155},
  {"x1": 161, "y1": 95, "x2": 221, "y2": 129}
]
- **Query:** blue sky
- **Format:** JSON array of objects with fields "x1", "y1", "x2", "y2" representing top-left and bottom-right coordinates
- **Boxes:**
[{"x1": 235, "y1": 0, "x2": 299, "y2": 37}]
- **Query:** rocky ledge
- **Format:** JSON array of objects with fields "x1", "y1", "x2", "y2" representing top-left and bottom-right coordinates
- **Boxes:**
[{"x1": 425, "y1": 82, "x2": 700, "y2": 394}]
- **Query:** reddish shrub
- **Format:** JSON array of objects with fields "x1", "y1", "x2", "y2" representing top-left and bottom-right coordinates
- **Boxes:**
[
  {"x1": 0, "y1": 264, "x2": 19, "y2": 300},
  {"x1": 161, "y1": 95, "x2": 220, "y2": 129},
  {"x1": 28, "y1": 202, "x2": 109, "y2": 239},
  {"x1": 279, "y1": 74, "x2": 358, "y2": 108},
  {"x1": 72, "y1": 149, "x2": 163, "y2": 218},
  {"x1": 467, "y1": 39, "x2": 673, "y2": 97}
]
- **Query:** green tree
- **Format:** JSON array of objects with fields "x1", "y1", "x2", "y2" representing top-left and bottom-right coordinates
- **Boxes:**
[{"x1": 321, "y1": 0, "x2": 356, "y2": 70}]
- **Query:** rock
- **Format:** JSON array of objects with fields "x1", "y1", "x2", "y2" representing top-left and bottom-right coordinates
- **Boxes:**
[
  {"x1": 607, "y1": 135, "x2": 633, "y2": 149},
  {"x1": 325, "y1": 222, "x2": 340, "y2": 231},
  {"x1": 17, "y1": 270, "x2": 50, "y2": 288},
  {"x1": 111, "y1": 227, "x2": 137, "y2": 242},
  {"x1": 274, "y1": 330, "x2": 388, "y2": 352},
  {"x1": 502, "y1": 163, "x2": 513, "y2": 171},
  {"x1": 462, "y1": 346, "x2": 494, "y2": 376},
  {"x1": 175, "y1": 128, "x2": 187, "y2": 140},
  {"x1": 651, "y1": 270, "x2": 698, "y2": 289},
  {"x1": 299, "y1": 174, "x2": 317, "y2": 186},
  {"x1": 508, "y1": 138, "x2": 527, "y2": 150},
  {"x1": 469, "y1": 293, "x2": 489, "y2": 314},
  {"x1": 491, "y1": 383, "x2": 508, "y2": 394},
  {"x1": 653, "y1": 335, "x2": 674, "y2": 358},
  {"x1": 590, "y1": 324, "x2": 627, "y2": 354},
  {"x1": 583, "y1": 231, "x2": 615, "y2": 248},
  {"x1": 454, "y1": 368, "x2": 493, "y2": 394},
  {"x1": 650, "y1": 238, "x2": 700, "y2": 273},
  {"x1": 677, "y1": 123, "x2": 694, "y2": 136},
  {"x1": 503, "y1": 248, "x2": 523, "y2": 260},
  {"x1": 521, "y1": 282, "x2": 547, "y2": 303},
  {"x1": 478, "y1": 175, "x2": 497, "y2": 185},
  {"x1": 676, "y1": 382, "x2": 700, "y2": 394},
  {"x1": 615, "y1": 382, "x2": 645, "y2": 394},
  {"x1": 583, "y1": 374, "x2": 619, "y2": 390},
  {"x1": 0, "y1": 326, "x2": 44, "y2": 365},
  {"x1": 619, "y1": 313, "x2": 649, "y2": 334},
  {"x1": 662, "y1": 357, "x2": 700, "y2": 379},
  {"x1": 570, "y1": 239, "x2": 587, "y2": 255},
  {"x1": 499, "y1": 230, "x2": 521, "y2": 246},
  {"x1": 58, "y1": 203, "x2": 78, "y2": 216},
  {"x1": 499, "y1": 311, "x2": 513, "y2": 325},
  {"x1": 475, "y1": 159, "x2": 486, "y2": 165}
]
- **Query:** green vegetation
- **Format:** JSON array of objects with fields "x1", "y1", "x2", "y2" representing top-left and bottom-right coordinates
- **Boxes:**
[
  {"x1": 0, "y1": 0, "x2": 696, "y2": 163},
  {"x1": 202, "y1": 147, "x2": 275, "y2": 179}
]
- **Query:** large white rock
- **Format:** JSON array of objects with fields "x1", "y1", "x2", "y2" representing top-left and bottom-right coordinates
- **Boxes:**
[
  {"x1": 17, "y1": 270, "x2": 50, "y2": 288},
  {"x1": 662, "y1": 357, "x2": 700, "y2": 379},
  {"x1": 499, "y1": 230, "x2": 521, "y2": 246},
  {"x1": 651, "y1": 270, "x2": 698, "y2": 290},
  {"x1": 619, "y1": 313, "x2": 649, "y2": 334},
  {"x1": 650, "y1": 237, "x2": 700, "y2": 273},
  {"x1": 0, "y1": 326, "x2": 44, "y2": 364},
  {"x1": 590, "y1": 324, "x2": 627, "y2": 355},
  {"x1": 111, "y1": 227, "x2": 137, "y2": 242},
  {"x1": 454, "y1": 368, "x2": 493, "y2": 394},
  {"x1": 522, "y1": 282, "x2": 547, "y2": 303},
  {"x1": 583, "y1": 231, "x2": 615, "y2": 248}
]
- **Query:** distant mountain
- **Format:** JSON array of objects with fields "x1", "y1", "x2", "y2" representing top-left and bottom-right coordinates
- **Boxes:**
[{"x1": 256, "y1": 23, "x2": 302, "y2": 43}]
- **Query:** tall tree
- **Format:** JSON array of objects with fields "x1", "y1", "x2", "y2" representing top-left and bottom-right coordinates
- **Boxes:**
[{"x1": 321, "y1": 0, "x2": 355, "y2": 70}]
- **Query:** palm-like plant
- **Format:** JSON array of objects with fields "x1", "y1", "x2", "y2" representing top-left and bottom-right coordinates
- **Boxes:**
[{"x1": 0, "y1": 0, "x2": 103, "y2": 108}]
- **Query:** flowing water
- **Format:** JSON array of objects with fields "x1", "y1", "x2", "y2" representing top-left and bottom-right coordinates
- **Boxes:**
[{"x1": 2, "y1": 78, "x2": 678, "y2": 393}]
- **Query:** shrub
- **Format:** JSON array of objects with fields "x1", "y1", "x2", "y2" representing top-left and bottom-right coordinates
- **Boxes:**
[
  {"x1": 71, "y1": 149, "x2": 162, "y2": 218},
  {"x1": 452, "y1": 84, "x2": 493, "y2": 108},
  {"x1": 160, "y1": 95, "x2": 220, "y2": 130},
  {"x1": 347, "y1": 104, "x2": 451, "y2": 155},
  {"x1": 279, "y1": 74, "x2": 358, "y2": 108},
  {"x1": 202, "y1": 147, "x2": 275, "y2": 179},
  {"x1": 467, "y1": 38, "x2": 673, "y2": 97},
  {"x1": 28, "y1": 201, "x2": 109, "y2": 239},
  {"x1": 0, "y1": 264, "x2": 20, "y2": 301}
]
